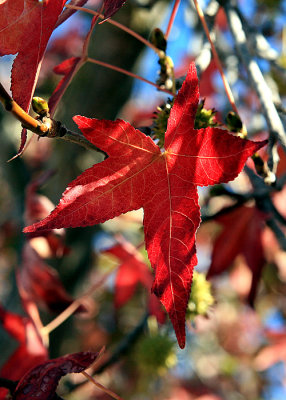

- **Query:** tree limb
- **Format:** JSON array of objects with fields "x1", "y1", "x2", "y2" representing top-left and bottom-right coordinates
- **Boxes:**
[
  {"x1": 0, "y1": 82, "x2": 105, "y2": 156},
  {"x1": 223, "y1": 1, "x2": 286, "y2": 151}
]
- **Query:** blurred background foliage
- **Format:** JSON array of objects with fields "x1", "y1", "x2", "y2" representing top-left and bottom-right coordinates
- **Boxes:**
[{"x1": 1, "y1": 0, "x2": 286, "y2": 399}]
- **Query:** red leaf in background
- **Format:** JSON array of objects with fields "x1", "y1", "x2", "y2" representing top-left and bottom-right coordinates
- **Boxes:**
[
  {"x1": 48, "y1": 57, "x2": 82, "y2": 116},
  {"x1": 104, "y1": 241, "x2": 152, "y2": 307},
  {"x1": 13, "y1": 351, "x2": 99, "y2": 400},
  {"x1": 103, "y1": 0, "x2": 127, "y2": 20},
  {"x1": 103, "y1": 240, "x2": 165, "y2": 323},
  {"x1": 24, "y1": 63, "x2": 266, "y2": 348},
  {"x1": 199, "y1": 60, "x2": 218, "y2": 99},
  {"x1": 18, "y1": 243, "x2": 83, "y2": 314},
  {"x1": 0, "y1": 306, "x2": 47, "y2": 399},
  {"x1": 207, "y1": 205, "x2": 267, "y2": 305},
  {"x1": 0, "y1": 0, "x2": 66, "y2": 154},
  {"x1": 25, "y1": 173, "x2": 68, "y2": 258}
]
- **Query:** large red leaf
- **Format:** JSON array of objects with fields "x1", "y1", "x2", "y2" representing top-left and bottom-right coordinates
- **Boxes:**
[
  {"x1": 207, "y1": 205, "x2": 266, "y2": 305},
  {"x1": 24, "y1": 63, "x2": 266, "y2": 348},
  {"x1": 13, "y1": 351, "x2": 99, "y2": 400}
]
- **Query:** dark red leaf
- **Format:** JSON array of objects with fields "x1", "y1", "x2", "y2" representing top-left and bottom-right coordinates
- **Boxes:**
[
  {"x1": 24, "y1": 63, "x2": 267, "y2": 348},
  {"x1": 104, "y1": 241, "x2": 152, "y2": 308},
  {"x1": 103, "y1": 240, "x2": 165, "y2": 322},
  {"x1": 18, "y1": 243, "x2": 82, "y2": 314},
  {"x1": 207, "y1": 205, "x2": 266, "y2": 305},
  {"x1": 14, "y1": 351, "x2": 99, "y2": 400},
  {"x1": 102, "y1": 0, "x2": 127, "y2": 20}
]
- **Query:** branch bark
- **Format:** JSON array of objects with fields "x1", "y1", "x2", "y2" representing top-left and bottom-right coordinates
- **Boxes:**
[
  {"x1": 223, "y1": 1, "x2": 286, "y2": 151},
  {"x1": 0, "y1": 83, "x2": 105, "y2": 156}
]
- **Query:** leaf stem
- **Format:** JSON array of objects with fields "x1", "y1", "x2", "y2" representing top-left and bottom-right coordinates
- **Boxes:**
[
  {"x1": 81, "y1": 371, "x2": 125, "y2": 400},
  {"x1": 165, "y1": 0, "x2": 181, "y2": 40},
  {"x1": 65, "y1": 4, "x2": 162, "y2": 56},
  {"x1": 86, "y1": 57, "x2": 174, "y2": 95},
  {"x1": 192, "y1": 0, "x2": 239, "y2": 115}
]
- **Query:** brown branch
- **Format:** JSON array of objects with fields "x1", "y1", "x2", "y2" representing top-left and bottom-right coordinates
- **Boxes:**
[
  {"x1": 0, "y1": 82, "x2": 105, "y2": 155},
  {"x1": 0, "y1": 83, "x2": 48, "y2": 135}
]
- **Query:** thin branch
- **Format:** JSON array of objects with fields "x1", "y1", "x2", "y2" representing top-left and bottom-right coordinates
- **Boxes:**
[
  {"x1": 41, "y1": 271, "x2": 112, "y2": 336},
  {"x1": 165, "y1": 0, "x2": 181, "y2": 40},
  {"x1": 223, "y1": 2, "x2": 286, "y2": 151},
  {"x1": 61, "y1": 128, "x2": 106, "y2": 154},
  {"x1": 0, "y1": 83, "x2": 48, "y2": 135},
  {"x1": 67, "y1": 313, "x2": 148, "y2": 394},
  {"x1": 94, "y1": 313, "x2": 148, "y2": 375},
  {"x1": 193, "y1": 0, "x2": 239, "y2": 115},
  {"x1": 194, "y1": 0, "x2": 220, "y2": 78},
  {"x1": 0, "y1": 82, "x2": 105, "y2": 155},
  {"x1": 65, "y1": 4, "x2": 162, "y2": 56},
  {"x1": 50, "y1": 10, "x2": 101, "y2": 116},
  {"x1": 87, "y1": 57, "x2": 174, "y2": 95},
  {"x1": 266, "y1": 218, "x2": 286, "y2": 251},
  {"x1": 82, "y1": 371, "x2": 125, "y2": 400},
  {"x1": 82, "y1": 5, "x2": 103, "y2": 59}
]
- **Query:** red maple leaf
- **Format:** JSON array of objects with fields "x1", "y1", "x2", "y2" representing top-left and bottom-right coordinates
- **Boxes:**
[
  {"x1": 0, "y1": 0, "x2": 66, "y2": 154},
  {"x1": 13, "y1": 351, "x2": 99, "y2": 400},
  {"x1": 24, "y1": 63, "x2": 266, "y2": 348},
  {"x1": 207, "y1": 205, "x2": 267, "y2": 305}
]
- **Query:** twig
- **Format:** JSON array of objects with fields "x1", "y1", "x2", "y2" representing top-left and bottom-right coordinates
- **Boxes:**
[
  {"x1": 64, "y1": 4, "x2": 162, "y2": 56},
  {"x1": 94, "y1": 312, "x2": 148, "y2": 375},
  {"x1": 81, "y1": 372, "x2": 125, "y2": 400},
  {"x1": 41, "y1": 271, "x2": 112, "y2": 336},
  {"x1": 0, "y1": 82, "x2": 105, "y2": 155},
  {"x1": 223, "y1": 2, "x2": 286, "y2": 151},
  {"x1": 266, "y1": 218, "x2": 286, "y2": 251},
  {"x1": 194, "y1": 0, "x2": 220, "y2": 78},
  {"x1": 67, "y1": 313, "x2": 148, "y2": 393},
  {"x1": 193, "y1": 0, "x2": 239, "y2": 115},
  {"x1": 0, "y1": 83, "x2": 48, "y2": 135},
  {"x1": 49, "y1": 9, "x2": 102, "y2": 116},
  {"x1": 165, "y1": 0, "x2": 181, "y2": 40},
  {"x1": 87, "y1": 57, "x2": 174, "y2": 96}
]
